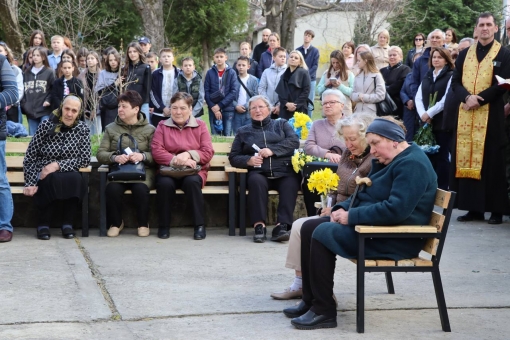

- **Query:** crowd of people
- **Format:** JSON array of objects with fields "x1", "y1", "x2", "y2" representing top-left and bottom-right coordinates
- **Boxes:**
[{"x1": 0, "y1": 10, "x2": 509, "y2": 331}]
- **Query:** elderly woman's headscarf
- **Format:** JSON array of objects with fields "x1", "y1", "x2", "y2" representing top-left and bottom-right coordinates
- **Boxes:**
[
  {"x1": 49, "y1": 94, "x2": 83, "y2": 135},
  {"x1": 366, "y1": 118, "x2": 405, "y2": 142}
]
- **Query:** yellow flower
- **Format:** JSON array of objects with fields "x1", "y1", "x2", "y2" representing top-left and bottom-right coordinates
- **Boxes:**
[{"x1": 305, "y1": 155, "x2": 313, "y2": 163}]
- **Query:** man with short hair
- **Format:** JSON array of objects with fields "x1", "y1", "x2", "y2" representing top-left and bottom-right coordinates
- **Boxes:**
[
  {"x1": 296, "y1": 30, "x2": 320, "y2": 117},
  {"x1": 233, "y1": 42, "x2": 258, "y2": 77},
  {"x1": 0, "y1": 53, "x2": 20, "y2": 242},
  {"x1": 48, "y1": 35, "x2": 65, "y2": 70},
  {"x1": 410, "y1": 29, "x2": 445, "y2": 98},
  {"x1": 451, "y1": 12, "x2": 510, "y2": 224},
  {"x1": 252, "y1": 28, "x2": 271, "y2": 63},
  {"x1": 457, "y1": 38, "x2": 474, "y2": 52},
  {"x1": 139, "y1": 37, "x2": 152, "y2": 55}
]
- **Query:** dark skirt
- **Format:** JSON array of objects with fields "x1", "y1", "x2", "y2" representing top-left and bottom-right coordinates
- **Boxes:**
[{"x1": 35, "y1": 171, "x2": 84, "y2": 206}]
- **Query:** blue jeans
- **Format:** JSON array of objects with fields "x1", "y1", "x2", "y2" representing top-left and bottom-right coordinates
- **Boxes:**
[
  {"x1": 233, "y1": 112, "x2": 250, "y2": 134},
  {"x1": 307, "y1": 80, "x2": 316, "y2": 117},
  {"x1": 209, "y1": 110, "x2": 234, "y2": 136},
  {"x1": 0, "y1": 140, "x2": 13, "y2": 232},
  {"x1": 28, "y1": 115, "x2": 50, "y2": 136}
]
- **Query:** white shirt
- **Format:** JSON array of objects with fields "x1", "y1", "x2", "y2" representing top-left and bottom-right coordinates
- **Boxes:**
[
  {"x1": 415, "y1": 71, "x2": 452, "y2": 119},
  {"x1": 161, "y1": 69, "x2": 174, "y2": 108},
  {"x1": 237, "y1": 74, "x2": 249, "y2": 106}
]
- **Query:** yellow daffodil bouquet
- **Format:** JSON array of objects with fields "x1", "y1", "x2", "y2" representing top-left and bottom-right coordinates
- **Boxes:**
[
  {"x1": 291, "y1": 149, "x2": 326, "y2": 173},
  {"x1": 288, "y1": 112, "x2": 312, "y2": 140},
  {"x1": 307, "y1": 168, "x2": 340, "y2": 197}
]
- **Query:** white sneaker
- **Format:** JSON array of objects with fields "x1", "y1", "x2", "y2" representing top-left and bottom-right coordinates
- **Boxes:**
[{"x1": 107, "y1": 221, "x2": 124, "y2": 237}]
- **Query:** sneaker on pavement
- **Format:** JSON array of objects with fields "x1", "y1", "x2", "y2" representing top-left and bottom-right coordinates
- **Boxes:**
[
  {"x1": 271, "y1": 223, "x2": 290, "y2": 242},
  {"x1": 253, "y1": 224, "x2": 267, "y2": 243},
  {"x1": 271, "y1": 287, "x2": 302, "y2": 300}
]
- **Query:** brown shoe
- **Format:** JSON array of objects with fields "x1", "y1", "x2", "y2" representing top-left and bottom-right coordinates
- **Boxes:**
[
  {"x1": 271, "y1": 287, "x2": 302, "y2": 300},
  {"x1": 0, "y1": 230, "x2": 13, "y2": 242}
]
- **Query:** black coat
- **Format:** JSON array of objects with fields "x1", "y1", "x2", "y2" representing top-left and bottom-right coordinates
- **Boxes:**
[
  {"x1": 450, "y1": 41, "x2": 510, "y2": 214},
  {"x1": 380, "y1": 62, "x2": 411, "y2": 118},
  {"x1": 252, "y1": 41, "x2": 269, "y2": 64},
  {"x1": 420, "y1": 66, "x2": 453, "y2": 132},
  {"x1": 275, "y1": 67, "x2": 310, "y2": 120},
  {"x1": 229, "y1": 115, "x2": 299, "y2": 178},
  {"x1": 124, "y1": 61, "x2": 151, "y2": 104},
  {"x1": 50, "y1": 76, "x2": 84, "y2": 111}
]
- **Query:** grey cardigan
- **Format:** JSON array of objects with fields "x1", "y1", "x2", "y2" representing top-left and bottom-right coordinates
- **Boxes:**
[{"x1": 351, "y1": 71, "x2": 386, "y2": 115}]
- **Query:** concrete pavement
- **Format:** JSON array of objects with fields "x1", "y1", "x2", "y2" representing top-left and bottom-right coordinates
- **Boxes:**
[{"x1": 0, "y1": 209, "x2": 509, "y2": 339}]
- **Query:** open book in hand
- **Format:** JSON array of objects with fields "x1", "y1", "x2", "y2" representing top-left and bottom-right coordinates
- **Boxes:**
[{"x1": 496, "y1": 75, "x2": 510, "y2": 90}]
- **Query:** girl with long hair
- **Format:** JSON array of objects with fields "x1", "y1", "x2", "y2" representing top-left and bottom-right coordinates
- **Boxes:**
[
  {"x1": 95, "y1": 48, "x2": 121, "y2": 129},
  {"x1": 122, "y1": 41, "x2": 151, "y2": 116},
  {"x1": 78, "y1": 51, "x2": 102, "y2": 134},
  {"x1": 351, "y1": 51, "x2": 386, "y2": 115}
]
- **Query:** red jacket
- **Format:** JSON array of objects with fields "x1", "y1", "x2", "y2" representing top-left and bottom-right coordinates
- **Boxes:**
[{"x1": 151, "y1": 115, "x2": 214, "y2": 187}]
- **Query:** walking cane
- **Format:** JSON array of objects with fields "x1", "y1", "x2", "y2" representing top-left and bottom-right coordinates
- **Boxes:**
[{"x1": 349, "y1": 176, "x2": 372, "y2": 209}]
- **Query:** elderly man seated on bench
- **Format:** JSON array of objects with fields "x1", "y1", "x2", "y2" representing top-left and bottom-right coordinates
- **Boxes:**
[{"x1": 284, "y1": 116, "x2": 438, "y2": 330}]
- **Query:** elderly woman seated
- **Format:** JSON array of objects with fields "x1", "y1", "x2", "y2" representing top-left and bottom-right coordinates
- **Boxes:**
[
  {"x1": 302, "y1": 89, "x2": 346, "y2": 217},
  {"x1": 97, "y1": 90, "x2": 155, "y2": 237},
  {"x1": 271, "y1": 113, "x2": 374, "y2": 300},
  {"x1": 229, "y1": 95, "x2": 300, "y2": 243},
  {"x1": 284, "y1": 117, "x2": 437, "y2": 330},
  {"x1": 23, "y1": 95, "x2": 91, "y2": 240},
  {"x1": 151, "y1": 92, "x2": 214, "y2": 240}
]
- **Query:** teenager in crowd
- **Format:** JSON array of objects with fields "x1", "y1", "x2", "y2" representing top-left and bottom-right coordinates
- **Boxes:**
[
  {"x1": 173, "y1": 57, "x2": 204, "y2": 118},
  {"x1": 122, "y1": 42, "x2": 151, "y2": 117},
  {"x1": 150, "y1": 48, "x2": 179, "y2": 126}
]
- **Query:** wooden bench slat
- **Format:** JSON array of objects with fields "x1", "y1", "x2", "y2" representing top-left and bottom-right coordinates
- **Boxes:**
[
  {"x1": 5, "y1": 156, "x2": 24, "y2": 168},
  {"x1": 210, "y1": 155, "x2": 229, "y2": 167},
  {"x1": 5, "y1": 142, "x2": 30, "y2": 153},
  {"x1": 9, "y1": 186, "x2": 24, "y2": 194},
  {"x1": 376, "y1": 260, "x2": 395, "y2": 266},
  {"x1": 354, "y1": 225, "x2": 438, "y2": 233},
  {"x1": 7, "y1": 172, "x2": 24, "y2": 183},
  {"x1": 212, "y1": 142, "x2": 232, "y2": 153},
  {"x1": 412, "y1": 257, "x2": 433, "y2": 267},
  {"x1": 429, "y1": 211, "x2": 445, "y2": 232},
  {"x1": 422, "y1": 238, "x2": 439, "y2": 256},
  {"x1": 121, "y1": 185, "x2": 230, "y2": 195},
  {"x1": 434, "y1": 189, "x2": 451, "y2": 209},
  {"x1": 397, "y1": 259, "x2": 415, "y2": 267},
  {"x1": 349, "y1": 259, "x2": 377, "y2": 266}
]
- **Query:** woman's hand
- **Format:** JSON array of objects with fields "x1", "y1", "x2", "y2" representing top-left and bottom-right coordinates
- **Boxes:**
[
  {"x1": 184, "y1": 159, "x2": 197, "y2": 168},
  {"x1": 23, "y1": 186, "x2": 38, "y2": 197},
  {"x1": 43, "y1": 101, "x2": 50, "y2": 107},
  {"x1": 320, "y1": 207, "x2": 332, "y2": 217},
  {"x1": 271, "y1": 106, "x2": 280, "y2": 115},
  {"x1": 325, "y1": 152, "x2": 341, "y2": 163},
  {"x1": 330, "y1": 208, "x2": 348, "y2": 224},
  {"x1": 258, "y1": 148, "x2": 274, "y2": 158},
  {"x1": 421, "y1": 112, "x2": 431, "y2": 124},
  {"x1": 39, "y1": 162, "x2": 60, "y2": 180},
  {"x1": 330, "y1": 79, "x2": 339, "y2": 87},
  {"x1": 247, "y1": 155, "x2": 263, "y2": 167},
  {"x1": 114, "y1": 154, "x2": 130, "y2": 164},
  {"x1": 406, "y1": 100, "x2": 414, "y2": 110},
  {"x1": 286, "y1": 102, "x2": 297, "y2": 112},
  {"x1": 128, "y1": 152, "x2": 144, "y2": 163}
]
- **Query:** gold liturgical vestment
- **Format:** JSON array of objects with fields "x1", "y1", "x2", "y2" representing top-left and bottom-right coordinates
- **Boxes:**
[{"x1": 456, "y1": 40, "x2": 501, "y2": 179}]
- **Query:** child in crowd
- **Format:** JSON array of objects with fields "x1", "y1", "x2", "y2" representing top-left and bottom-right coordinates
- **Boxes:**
[
  {"x1": 173, "y1": 57, "x2": 204, "y2": 118},
  {"x1": 204, "y1": 48, "x2": 239, "y2": 136},
  {"x1": 21, "y1": 46, "x2": 55, "y2": 135},
  {"x1": 95, "y1": 48, "x2": 121, "y2": 129},
  {"x1": 258, "y1": 47, "x2": 287, "y2": 118},
  {"x1": 57, "y1": 49, "x2": 80, "y2": 77},
  {"x1": 78, "y1": 51, "x2": 102, "y2": 134},
  {"x1": 233, "y1": 56, "x2": 258, "y2": 133},
  {"x1": 51, "y1": 60, "x2": 84, "y2": 112},
  {"x1": 150, "y1": 48, "x2": 179, "y2": 126},
  {"x1": 76, "y1": 47, "x2": 89, "y2": 73},
  {"x1": 48, "y1": 35, "x2": 65, "y2": 70},
  {"x1": 146, "y1": 52, "x2": 159, "y2": 72},
  {"x1": 233, "y1": 42, "x2": 258, "y2": 77},
  {"x1": 122, "y1": 41, "x2": 151, "y2": 116}
]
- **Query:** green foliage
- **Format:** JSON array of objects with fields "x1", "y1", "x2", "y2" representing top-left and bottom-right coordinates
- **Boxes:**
[
  {"x1": 389, "y1": 0, "x2": 503, "y2": 49},
  {"x1": 164, "y1": 0, "x2": 249, "y2": 57}
]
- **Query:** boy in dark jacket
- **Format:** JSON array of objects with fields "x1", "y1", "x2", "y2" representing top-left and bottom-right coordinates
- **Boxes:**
[
  {"x1": 204, "y1": 48, "x2": 239, "y2": 136},
  {"x1": 296, "y1": 30, "x2": 319, "y2": 117},
  {"x1": 149, "y1": 48, "x2": 179, "y2": 127}
]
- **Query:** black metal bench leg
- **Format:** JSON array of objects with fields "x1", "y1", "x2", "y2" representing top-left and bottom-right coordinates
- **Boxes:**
[
  {"x1": 99, "y1": 172, "x2": 107, "y2": 236},
  {"x1": 356, "y1": 234, "x2": 366, "y2": 333},
  {"x1": 432, "y1": 269, "x2": 451, "y2": 332},
  {"x1": 81, "y1": 173, "x2": 89, "y2": 237},
  {"x1": 385, "y1": 272, "x2": 395, "y2": 294},
  {"x1": 239, "y1": 172, "x2": 246, "y2": 236},
  {"x1": 228, "y1": 173, "x2": 236, "y2": 236}
]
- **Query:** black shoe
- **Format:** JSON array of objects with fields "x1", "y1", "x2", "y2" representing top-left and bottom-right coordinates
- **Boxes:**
[
  {"x1": 194, "y1": 225, "x2": 206, "y2": 240},
  {"x1": 283, "y1": 300, "x2": 310, "y2": 318},
  {"x1": 291, "y1": 310, "x2": 337, "y2": 330},
  {"x1": 488, "y1": 213, "x2": 502, "y2": 224},
  {"x1": 37, "y1": 227, "x2": 51, "y2": 240},
  {"x1": 158, "y1": 226, "x2": 170, "y2": 239},
  {"x1": 271, "y1": 223, "x2": 290, "y2": 242},
  {"x1": 61, "y1": 225, "x2": 75, "y2": 239},
  {"x1": 253, "y1": 224, "x2": 267, "y2": 243},
  {"x1": 457, "y1": 211, "x2": 485, "y2": 222}
]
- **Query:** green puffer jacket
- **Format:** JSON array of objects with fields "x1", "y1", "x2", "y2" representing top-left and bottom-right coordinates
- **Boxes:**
[{"x1": 97, "y1": 113, "x2": 156, "y2": 189}]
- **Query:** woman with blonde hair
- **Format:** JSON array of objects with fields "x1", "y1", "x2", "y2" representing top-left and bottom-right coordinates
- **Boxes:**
[
  {"x1": 275, "y1": 50, "x2": 311, "y2": 120},
  {"x1": 371, "y1": 30, "x2": 390, "y2": 69},
  {"x1": 351, "y1": 51, "x2": 386, "y2": 115},
  {"x1": 380, "y1": 46, "x2": 411, "y2": 118}
]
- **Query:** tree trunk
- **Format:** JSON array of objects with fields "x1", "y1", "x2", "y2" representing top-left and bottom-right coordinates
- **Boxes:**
[
  {"x1": 201, "y1": 40, "x2": 211, "y2": 79},
  {"x1": 132, "y1": 0, "x2": 165, "y2": 53},
  {"x1": 264, "y1": 0, "x2": 282, "y2": 36},
  {"x1": 0, "y1": 0, "x2": 25, "y2": 56},
  {"x1": 280, "y1": 0, "x2": 297, "y2": 51}
]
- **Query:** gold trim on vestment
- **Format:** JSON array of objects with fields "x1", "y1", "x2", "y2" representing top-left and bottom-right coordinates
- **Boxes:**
[{"x1": 456, "y1": 40, "x2": 501, "y2": 179}]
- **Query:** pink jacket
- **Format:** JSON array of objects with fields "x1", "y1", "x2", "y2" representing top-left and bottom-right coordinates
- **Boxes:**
[{"x1": 151, "y1": 116, "x2": 214, "y2": 187}]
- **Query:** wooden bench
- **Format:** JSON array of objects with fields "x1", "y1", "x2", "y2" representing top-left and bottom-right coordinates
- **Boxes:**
[
  {"x1": 97, "y1": 142, "x2": 238, "y2": 236},
  {"x1": 354, "y1": 188, "x2": 456, "y2": 333},
  {"x1": 5, "y1": 141, "x2": 92, "y2": 236}
]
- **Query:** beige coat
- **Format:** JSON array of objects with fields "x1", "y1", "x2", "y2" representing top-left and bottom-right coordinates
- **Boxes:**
[
  {"x1": 351, "y1": 72, "x2": 386, "y2": 115},
  {"x1": 371, "y1": 45, "x2": 389, "y2": 69}
]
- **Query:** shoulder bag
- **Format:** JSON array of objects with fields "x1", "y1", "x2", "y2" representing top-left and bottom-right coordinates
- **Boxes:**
[
  {"x1": 107, "y1": 133, "x2": 146, "y2": 181},
  {"x1": 160, "y1": 164, "x2": 202, "y2": 179},
  {"x1": 373, "y1": 76, "x2": 397, "y2": 116}
]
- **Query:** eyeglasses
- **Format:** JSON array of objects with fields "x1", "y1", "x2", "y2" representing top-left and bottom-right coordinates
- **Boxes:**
[
  {"x1": 415, "y1": 38, "x2": 424, "y2": 41},
  {"x1": 322, "y1": 101, "x2": 341, "y2": 107},
  {"x1": 249, "y1": 105, "x2": 268, "y2": 111}
]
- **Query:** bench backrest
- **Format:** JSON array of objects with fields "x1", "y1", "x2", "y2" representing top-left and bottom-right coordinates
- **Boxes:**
[
  {"x1": 422, "y1": 189, "x2": 456, "y2": 264},
  {"x1": 206, "y1": 142, "x2": 232, "y2": 186}
]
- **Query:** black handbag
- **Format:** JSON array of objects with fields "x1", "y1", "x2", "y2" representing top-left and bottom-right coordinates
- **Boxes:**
[
  {"x1": 107, "y1": 133, "x2": 146, "y2": 181},
  {"x1": 100, "y1": 86, "x2": 119, "y2": 110},
  {"x1": 374, "y1": 77, "x2": 397, "y2": 116}
]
